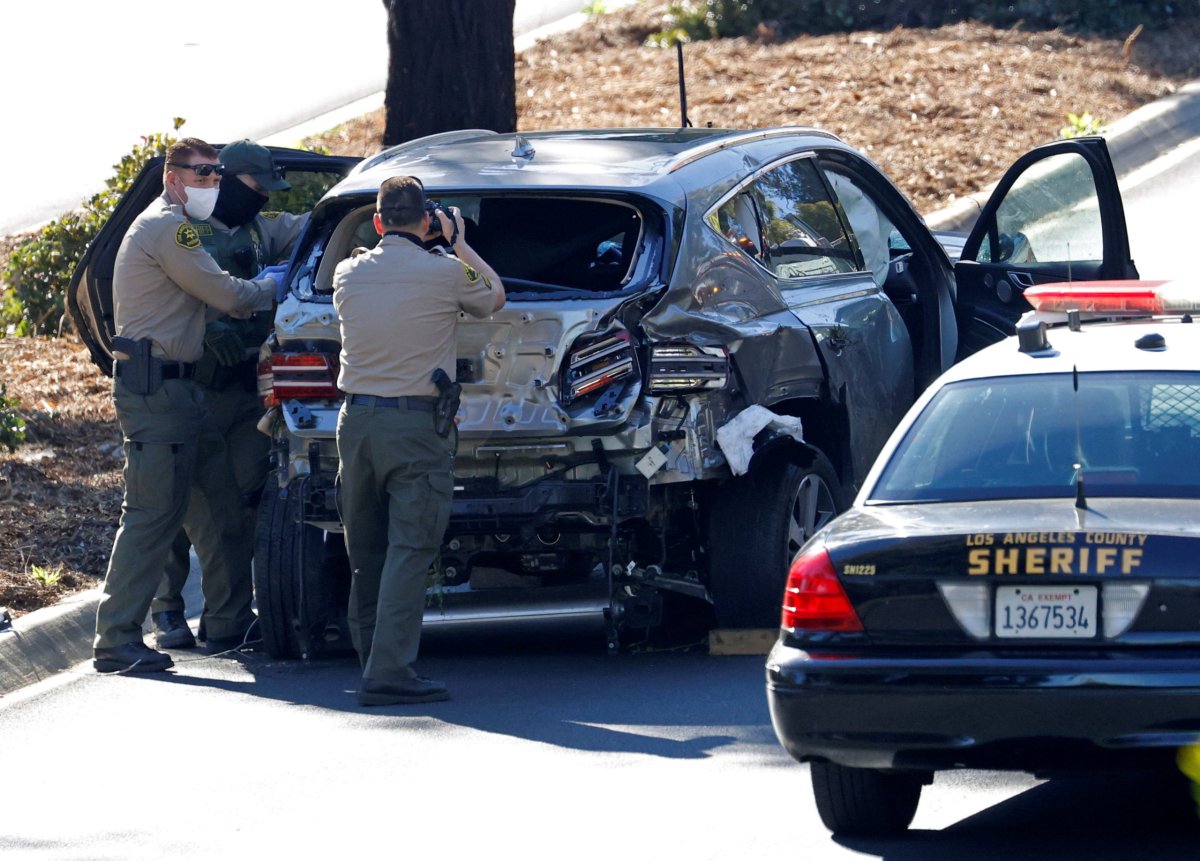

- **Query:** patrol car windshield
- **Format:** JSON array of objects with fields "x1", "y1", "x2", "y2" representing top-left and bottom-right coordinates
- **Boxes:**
[{"x1": 870, "y1": 372, "x2": 1200, "y2": 503}]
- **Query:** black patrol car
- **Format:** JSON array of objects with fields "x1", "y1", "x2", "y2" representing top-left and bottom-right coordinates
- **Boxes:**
[{"x1": 766, "y1": 280, "x2": 1200, "y2": 835}]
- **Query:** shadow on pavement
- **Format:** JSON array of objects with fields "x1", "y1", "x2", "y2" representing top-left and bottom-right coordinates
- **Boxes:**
[
  {"x1": 837, "y1": 770, "x2": 1200, "y2": 860},
  {"x1": 150, "y1": 620, "x2": 776, "y2": 762}
]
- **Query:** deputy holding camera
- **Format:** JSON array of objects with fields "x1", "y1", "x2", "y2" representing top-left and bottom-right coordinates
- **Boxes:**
[
  {"x1": 333, "y1": 175, "x2": 503, "y2": 706},
  {"x1": 93, "y1": 138, "x2": 276, "y2": 673}
]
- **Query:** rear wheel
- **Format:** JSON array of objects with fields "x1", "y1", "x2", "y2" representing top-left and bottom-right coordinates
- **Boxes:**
[
  {"x1": 810, "y1": 762, "x2": 924, "y2": 836},
  {"x1": 253, "y1": 472, "x2": 351, "y2": 659},
  {"x1": 708, "y1": 447, "x2": 842, "y2": 629}
]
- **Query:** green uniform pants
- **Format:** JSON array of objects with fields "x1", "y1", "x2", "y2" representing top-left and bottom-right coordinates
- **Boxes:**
[
  {"x1": 152, "y1": 381, "x2": 269, "y2": 615},
  {"x1": 336, "y1": 400, "x2": 454, "y2": 683},
  {"x1": 95, "y1": 377, "x2": 256, "y2": 649}
]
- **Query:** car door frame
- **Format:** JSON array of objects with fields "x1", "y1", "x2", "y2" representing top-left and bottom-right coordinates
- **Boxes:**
[
  {"x1": 953, "y1": 135, "x2": 1137, "y2": 356},
  {"x1": 67, "y1": 147, "x2": 360, "y2": 375}
]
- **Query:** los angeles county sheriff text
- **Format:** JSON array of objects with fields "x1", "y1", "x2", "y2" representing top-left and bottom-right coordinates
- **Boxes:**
[{"x1": 966, "y1": 532, "x2": 1147, "y2": 576}]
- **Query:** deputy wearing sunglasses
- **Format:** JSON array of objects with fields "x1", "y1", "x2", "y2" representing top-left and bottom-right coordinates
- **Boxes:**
[
  {"x1": 93, "y1": 137, "x2": 279, "y2": 674},
  {"x1": 149, "y1": 140, "x2": 310, "y2": 654}
]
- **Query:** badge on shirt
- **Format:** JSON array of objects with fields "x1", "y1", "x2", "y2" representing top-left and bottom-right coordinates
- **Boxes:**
[{"x1": 175, "y1": 223, "x2": 201, "y2": 249}]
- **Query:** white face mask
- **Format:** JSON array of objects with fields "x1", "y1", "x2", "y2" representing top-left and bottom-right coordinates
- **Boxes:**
[{"x1": 182, "y1": 185, "x2": 219, "y2": 221}]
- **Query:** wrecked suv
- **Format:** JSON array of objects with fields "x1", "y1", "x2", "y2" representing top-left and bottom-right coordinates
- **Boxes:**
[
  {"x1": 70, "y1": 130, "x2": 1136, "y2": 658},
  {"x1": 250, "y1": 129, "x2": 1136, "y2": 657}
]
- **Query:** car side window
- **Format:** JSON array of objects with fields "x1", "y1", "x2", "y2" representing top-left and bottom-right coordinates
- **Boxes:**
[
  {"x1": 748, "y1": 158, "x2": 859, "y2": 279},
  {"x1": 712, "y1": 191, "x2": 766, "y2": 262},
  {"x1": 978, "y1": 152, "x2": 1103, "y2": 265},
  {"x1": 708, "y1": 158, "x2": 862, "y2": 280},
  {"x1": 264, "y1": 170, "x2": 346, "y2": 215}
]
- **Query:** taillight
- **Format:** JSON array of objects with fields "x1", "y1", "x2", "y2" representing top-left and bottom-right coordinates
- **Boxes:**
[
  {"x1": 258, "y1": 353, "x2": 340, "y2": 407},
  {"x1": 646, "y1": 343, "x2": 729, "y2": 394},
  {"x1": 563, "y1": 330, "x2": 635, "y2": 403},
  {"x1": 781, "y1": 546, "x2": 863, "y2": 632}
]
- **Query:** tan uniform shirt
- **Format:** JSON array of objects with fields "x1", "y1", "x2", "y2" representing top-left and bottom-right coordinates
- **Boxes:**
[
  {"x1": 334, "y1": 234, "x2": 496, "y2": 398},
  {"x1": 113, "y1": 193, "x2": 273, "y2": 362}
]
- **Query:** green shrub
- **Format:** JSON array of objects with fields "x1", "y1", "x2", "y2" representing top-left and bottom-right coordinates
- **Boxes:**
[
  {"x1": 648, "y1": 1, "x2": 760, "y2": 45},
  {"x1": 1, "y1": 119, "x2": 185, "y2": 336},
  {"x1": 1061, "y1": 111, "x2": 1106, "y2": 138},
  {"x1": 0, "y1": 383, "x2": 25, "y2": 452},
  {"x1": 268, "y1": 169, "x2": 342, "y2": 216},
  {"x1": 649, "y1": 0, "x2": 1197, "y2": 43}
]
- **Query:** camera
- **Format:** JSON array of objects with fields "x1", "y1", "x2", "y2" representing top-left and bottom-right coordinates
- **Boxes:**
[
  {"x1": 424, "y1": 199, "x2": 445, "y2": 234},
  {"x1": 423, "y1": 199, "x2": 459, "y2": 245}
]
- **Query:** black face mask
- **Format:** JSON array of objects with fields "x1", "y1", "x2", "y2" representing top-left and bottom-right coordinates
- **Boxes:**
[{"x1": 212, "y1": 177, "x2": 269, "y2": 227}]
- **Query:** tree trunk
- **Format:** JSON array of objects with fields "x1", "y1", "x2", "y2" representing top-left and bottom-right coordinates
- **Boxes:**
[{"x1": 382, "y1": 0, "x2": 518, "y2": 146}]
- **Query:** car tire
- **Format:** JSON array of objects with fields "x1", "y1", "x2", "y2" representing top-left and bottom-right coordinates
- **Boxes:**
[
  {"x1": 254, "y1": 472, "x2": 302, "y2": 659},
  {"x1": 253, "y1": 472, "x2": 350, "y2": 660},
  {"x1": 810, "y1": 762, "x2": 923, "y2": 836},
  {"x1": 708, "y1": 447, "x2": 843, "y2": 629}
]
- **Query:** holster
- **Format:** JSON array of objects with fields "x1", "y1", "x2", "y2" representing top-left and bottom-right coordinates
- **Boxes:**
[
  {"x1": 431, "y1": 369, "x2": 461, "y2": 438},
  {"x1": 112, "y1": 336, "x2": 162, "y2": 395}
]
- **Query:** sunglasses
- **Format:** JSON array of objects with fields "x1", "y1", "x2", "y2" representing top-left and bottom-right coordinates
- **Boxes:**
[{"x1": 167, "y1": 162, "x2": 224, "y2": 177}]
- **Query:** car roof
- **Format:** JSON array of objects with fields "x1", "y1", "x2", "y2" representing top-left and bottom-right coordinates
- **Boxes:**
[
  {"x1": 939, "y1": 317, "x2": 1200, "y2": 385},
  {"x1": 331, "y1": 126, "x2": 845, "y2": 198}
]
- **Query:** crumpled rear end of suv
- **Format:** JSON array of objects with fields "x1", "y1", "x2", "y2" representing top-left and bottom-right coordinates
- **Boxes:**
[{"x1": 255, "y1": 187, "x2": 701, "y2": 657}]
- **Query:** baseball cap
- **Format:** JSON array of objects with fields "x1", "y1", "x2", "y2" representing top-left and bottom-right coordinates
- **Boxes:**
[{"x1": 218, "y1": 140, "x2": 291, "y2": 192}]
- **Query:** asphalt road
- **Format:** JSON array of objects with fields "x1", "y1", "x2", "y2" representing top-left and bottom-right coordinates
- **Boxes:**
[
  {"x1": 1119, "y1": 136, "x2": 1200, "y2": 282},
  {"x1": 1, "y1": 622, "x2": 1197, "y2": 859}
]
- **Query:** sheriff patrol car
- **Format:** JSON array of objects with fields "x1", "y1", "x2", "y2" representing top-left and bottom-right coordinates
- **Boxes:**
[{"x1": 766, "y1": 281, "x2": 1200, "y2": 836}]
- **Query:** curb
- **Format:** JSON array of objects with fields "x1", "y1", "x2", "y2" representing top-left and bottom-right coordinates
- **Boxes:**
[
  {"x1": 0, "y1": 588, "x2": 100, "y2": 695},
  {"x1": 0, "y1": 563, "x2": 203, "y2": 699},
  {"x1": 924, "y1": 78, "x2": 1200, "y2": 232}
]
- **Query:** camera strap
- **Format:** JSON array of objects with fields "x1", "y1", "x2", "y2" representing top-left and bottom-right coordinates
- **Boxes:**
[{"x1": 383, "y1": 231, "x2": 426, "y2": 248}]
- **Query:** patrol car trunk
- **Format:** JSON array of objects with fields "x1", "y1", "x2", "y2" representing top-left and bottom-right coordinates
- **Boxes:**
[{"x1": 815, "y1": 500, "x2": 1200, "y2": 648}]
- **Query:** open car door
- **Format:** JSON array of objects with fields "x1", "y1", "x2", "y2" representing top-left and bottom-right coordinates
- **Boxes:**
[
  {"x1": 953, "y1": 136, "x2": 1137, "y2": 358},
  {"x1": 67, "y1": 147, "x2": 360, "y2": 375}
]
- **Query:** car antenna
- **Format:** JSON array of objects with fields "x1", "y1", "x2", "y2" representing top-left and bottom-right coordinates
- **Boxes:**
[
  {"x1": 677, "y1": 41, "x2": 693, "y2": 128},
  {"x1": 1072, "y1": 364, "x2": 1087, "y2": 510}
]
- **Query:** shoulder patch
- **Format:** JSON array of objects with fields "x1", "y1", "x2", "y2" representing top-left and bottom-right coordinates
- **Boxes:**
[
  {"x1": 262, "y1": 211, "x2": 282, "y2": 220},
  {"x1": 175, "y1": 223, "x2": 201, "y2": 249},
  {"x1": 459, "y1": 260, "x2": 480, "y2": 283}
]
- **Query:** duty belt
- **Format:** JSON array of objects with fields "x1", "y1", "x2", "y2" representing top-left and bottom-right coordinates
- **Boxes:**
[
  {"x1": 347, "y1": 394, "x2": 435, "y2": 412},
  {"x1": 115, "y1": 360, "x2": 196, "y2": 381}
]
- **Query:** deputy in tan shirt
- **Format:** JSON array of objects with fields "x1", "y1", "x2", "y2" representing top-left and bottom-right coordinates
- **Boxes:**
[
  {"x1": 334, "y1": 175, "x2": 503, "y2": 706},
  {"x1": 93, "y1": 137, "x2": 276, "y2": 674}
]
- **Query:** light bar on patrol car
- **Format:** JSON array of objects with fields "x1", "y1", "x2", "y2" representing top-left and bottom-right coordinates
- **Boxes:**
[{"x1": 1024, "y1": 280, "x2": 1200, "y2": 316}]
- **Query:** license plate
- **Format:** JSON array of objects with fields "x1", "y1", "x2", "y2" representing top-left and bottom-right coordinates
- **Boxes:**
[{"x1": 994, "y1": 586, "x2": 1097, "y2": 638}]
